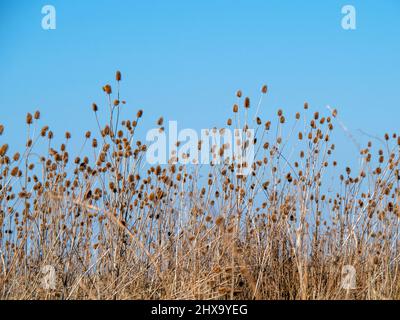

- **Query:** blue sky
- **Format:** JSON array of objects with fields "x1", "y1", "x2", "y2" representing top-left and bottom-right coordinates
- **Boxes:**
[{"x1": 0, "y1": 0, "x2": 399, "y2": 169}]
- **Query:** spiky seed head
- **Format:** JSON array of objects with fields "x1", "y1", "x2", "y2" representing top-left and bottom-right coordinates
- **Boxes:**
[
  {"x1": 261, "y1": 84, "x2": 268, "y2": 94},
  {"x1": 26, "y1": 113, "x2": 33, "y2": 125},
  {"x1": 244, "y1": 97, "x2": 250, "y2": 108},
  {"x1": 103, "y1": 84, "x2": 112, "y2": 94},
  {"x1": 116, "y1": 70, "x2": 122, "y2": 81}
]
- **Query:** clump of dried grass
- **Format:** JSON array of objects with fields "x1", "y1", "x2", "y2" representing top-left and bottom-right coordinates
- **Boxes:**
[{"x1": 0, "y1": 71, "x2": 400, "y2": 300}]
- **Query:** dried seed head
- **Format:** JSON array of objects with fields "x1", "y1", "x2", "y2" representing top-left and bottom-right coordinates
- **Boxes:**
[
  {"x1": 26, "y1": 113, "x2": 33, "y2": 125},
  {"x1": 92, "y1": 103, "x2": 98, "y2": 112},
  {"x1": 116, "y1": 70, "x2": 122, "y2": 81},
  {"x1": 261, "y1": 84, "x2": 268, "y2": 94},
  {"x1": 244, "y1": 97, "x2": 250, "y2": 108},
  {"x1": 103, "y1": 84, "x2": 112, "y2": 94},
  {"x1": 215, "y1": 216, "x2": 224, "y2": 226},
  {"x1": 0, "y1": 144, "x2": 8, "y2": 156},
  {"x1": 236, "y1": 90, "x2": 242, "y2": 98},
  {"x1": 13, "y1": 152, "x2": 20, "y2": 161}
]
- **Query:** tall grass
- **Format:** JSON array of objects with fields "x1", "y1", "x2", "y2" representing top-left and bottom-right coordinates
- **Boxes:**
[{"x1": 0, "y1": 72, "x2": 399, "y2": 300}]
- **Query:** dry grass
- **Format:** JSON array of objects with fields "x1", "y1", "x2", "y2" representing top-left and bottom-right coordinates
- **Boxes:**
[{"x1": 1, "y1": 72, "x2": 400, "y2": 300}]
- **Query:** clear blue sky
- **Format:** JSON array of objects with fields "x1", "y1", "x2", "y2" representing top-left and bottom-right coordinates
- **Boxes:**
[{"x1": 0, "y1": 0, "x2": 399, "y2": 169}]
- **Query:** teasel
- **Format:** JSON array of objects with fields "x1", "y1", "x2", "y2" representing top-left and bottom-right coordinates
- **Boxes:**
[
  {"x1": 261, "y1": 84, "x2": 268, "y2": 94},
  {"x1": 215, "y1": 216, "x2": 224, "y2": 226},
  {"x1": 92, "y1": 103, "x2": 98, "y2": 112},
  {"x1": 26, "y1": 113, "x2": 33, "y2": 125},
  {"x1": 40, "y1": 126, "x2": 49, "y2": 137},
  {"x1": 116, "y1": 70, "x2": 122, "y2": 81},
  {"x1": 103, "y1": 84, "x2": 112, "y2": 94},
  {"x1": 244, "y1": 97, "x2": 250, "y2": 109},
  {"x1": 12, "y1": 152, "x2": 20, "y2": 162},
  {"x1": 0, "y1": 144, "x2": 7, "y2": 156}
]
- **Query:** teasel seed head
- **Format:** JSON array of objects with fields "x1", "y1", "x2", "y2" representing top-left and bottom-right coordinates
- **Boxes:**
[
  {"x1": 116, "y1": 70, "x2": 122, "y2": 81},
  {"x1": 26, "y1": 113, "x2": 33, "y2": 125},
  {"x1": 261, "y1": 84, "x2": 268, "y2": 94},
  {"x1": 244, "y1": 97, "x2": 250, "y2": 108},
  {"x1": 103, "y1": 84, "x2": 112, "y2": 94},
  {"x1": 215, "y1": 215, "x2": 224, "y2": 226},
  {"x1": 13, "y1": 152, "x2": 20, "y2": 161}
]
